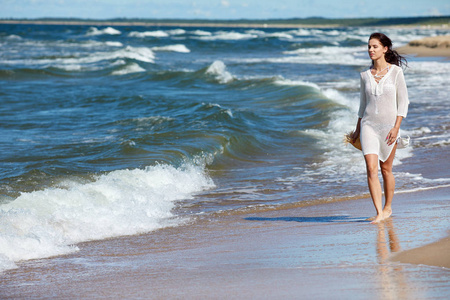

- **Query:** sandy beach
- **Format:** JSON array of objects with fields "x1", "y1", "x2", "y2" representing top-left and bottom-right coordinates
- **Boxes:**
[
  {"x1": 1, "y1": 186, "x2": 449, "y2": 299},
  {"x1": 396, "y1": 35, "x2": 450, "y2": 57}
]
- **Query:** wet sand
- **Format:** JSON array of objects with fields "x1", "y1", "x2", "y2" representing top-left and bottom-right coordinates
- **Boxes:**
[
  {"x1": 396, "y1": 35, "x2": 450, "y2": 57},
  {"x1": 1, "y1": 186, "x2": 449, "y2": 299},
  {"x1": 391, "y1": 236, "x2": 450, "y2": 268}
]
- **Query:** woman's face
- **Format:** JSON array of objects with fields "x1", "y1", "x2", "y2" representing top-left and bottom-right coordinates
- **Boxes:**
[{"x1": 368, "y1": 38, "x2": 388, "y2": 61}]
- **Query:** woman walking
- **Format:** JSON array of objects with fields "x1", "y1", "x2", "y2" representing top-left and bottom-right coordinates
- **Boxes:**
[{"x1": 352, "y1": 33, "x2": 409, "y2": 224}]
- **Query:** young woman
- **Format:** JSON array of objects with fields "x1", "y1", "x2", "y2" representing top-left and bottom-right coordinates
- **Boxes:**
[{"x1": 352, "y1": 33, "x2": 409, "y2": 224}]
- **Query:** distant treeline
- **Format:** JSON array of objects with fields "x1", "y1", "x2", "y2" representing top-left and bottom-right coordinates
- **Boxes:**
[{"x1": 1, "y1": 16, "x2": 449, "y2": 27}]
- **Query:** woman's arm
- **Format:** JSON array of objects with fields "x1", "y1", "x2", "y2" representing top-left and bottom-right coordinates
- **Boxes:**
[
  {"x1": 351, "y1": 118, "x2": 362, "y2": 143},
  {"x1": 358, "y1": 75, "x2": 367, "y2": 119},
  {"x1": 396, "y1": 69, "x2": 409, "y2": 118},
  {"x1": 353, "y1": 74, "x2": 366, "y2": 143}
]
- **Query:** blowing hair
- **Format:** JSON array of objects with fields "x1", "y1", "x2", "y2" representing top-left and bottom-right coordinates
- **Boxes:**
[{"x1": 369, "y1": 32, "x2": 408, "y2": 68}]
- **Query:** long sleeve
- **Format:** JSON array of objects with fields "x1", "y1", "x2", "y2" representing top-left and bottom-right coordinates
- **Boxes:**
[
  {"x1": 395, "y1": 69, "x2": 409, "y2": 118},
  {"x1": 358, "y1": 74, "x2": 367, "y2": 118}
]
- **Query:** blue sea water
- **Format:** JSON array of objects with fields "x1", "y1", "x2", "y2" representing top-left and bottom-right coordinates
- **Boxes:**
[{"x1": 0, "y1": 23, "x2": 449, "y2": 270}]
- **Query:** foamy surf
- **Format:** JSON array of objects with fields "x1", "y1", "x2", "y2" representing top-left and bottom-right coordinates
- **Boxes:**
[
  {"x1": 112, "y1": 62, "x2": 146, "y2": 75},
  {"x1": 0, "y1": 45, "x2": 155, "y2": 71},
  {"x1": 87, "y1": 27, "x2": 122, "y2": 36},
  {"x1": 128, "y1": 30, "x2": 169, "y2": 38},
  {"x1": 205, "y1": 60, "x2": 234, "y2": 84},
  {"x1": 151, "y1": 44, "x2": 191, "y2": 53},
  {"x1": 197, "y1": 31, "x2": 258, "y2": 41},
  {"x1": 0, "y1": 163, "x2": 214, "y2": 272}
]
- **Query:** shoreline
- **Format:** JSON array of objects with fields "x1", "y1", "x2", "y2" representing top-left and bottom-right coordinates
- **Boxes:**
[{"x1": 1, "y1": 185, "x2": 449, "y2": 298}]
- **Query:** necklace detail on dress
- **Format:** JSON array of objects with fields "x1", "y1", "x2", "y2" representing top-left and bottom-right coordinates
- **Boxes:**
[{"x1": 372, "y1": 64, "x2": 390, "y2": 82}]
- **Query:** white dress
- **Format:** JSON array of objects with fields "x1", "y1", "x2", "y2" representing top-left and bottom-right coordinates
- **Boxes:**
[{"x1": 358, "y1": 65, "x2": 409, "y2": 162}]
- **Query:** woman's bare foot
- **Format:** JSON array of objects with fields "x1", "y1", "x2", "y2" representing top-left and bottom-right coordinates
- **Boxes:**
[
  {"x1": 370, "y1": 214, "x2": 384, "y2": 224},
  {"x1": 366, "y1": 216, "x2": 376, "y2": 221},
  {"x1": 383, "y1": 208, "x2": 392, "y2": 219}
]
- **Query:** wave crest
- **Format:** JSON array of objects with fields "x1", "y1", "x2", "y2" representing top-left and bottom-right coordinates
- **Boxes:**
[
  {"x1": 205, "y1": 60, "x2": 234, "y2": 84},
  {"x1": 86, "y1": 27, "x2": 121, "y2": 36},
  {"x1": 0, "y1": 163, "x2": 214, "y2": 272}
]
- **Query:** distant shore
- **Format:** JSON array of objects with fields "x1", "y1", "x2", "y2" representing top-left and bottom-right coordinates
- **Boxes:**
[
  {"x1": 0, "y1": 19, "x2": 332, "y2": 28},
  {"x1": 1, "y1": 16, "x2": 449, "y2": 29}
]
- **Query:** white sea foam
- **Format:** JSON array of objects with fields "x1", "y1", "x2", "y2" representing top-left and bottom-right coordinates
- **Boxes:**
[
  {"x1": 191, "y1": 30, "x2": 212, "y2": 36},
  {"x1": 282, "y1": 46, "x2": 367, "y2": 66},
  {"x1": 244, "y1": 30, "x2": 294, "y2": 39},
  {"x1": 229, "y1": 46, "x2": 367, "y2": 67},
  {"x1": 245, "y1": 29, "x2": 266, "y2": 35},
  {"x1": 105, "y1": 41, "x2": 124, "y2": 47},
  {"x1": 198, "y1": 31, "x2": 257, "y2": 41},
  {"x1": 205, "y1": 60, "x2": 234, "y2": 84},
  {"x1": 57, "y1": 64, "x2": 83, "y2": 71},
  {"x1": 128, "y1": 30, "x2": 169, "y2": 38},
  {"x1": 110, "y1": 46, "x2": 155, "y2": 63},
  {"x1": 322, "y1": 88, "x2": 357, "y2": 109},
  {"x1": 287, "y1": 28, "x2": 312, "y2": 36},
  {"x1": 204, "y1": 103, "x2": 233, "y2": 118},
  {"x1": 78, "y1": 40, "x2": 123, "y2": 48},
  {"x1": 86, "y1": 27, "x2": 121, "y2": 36},
  {"x1": 112, "y1": 59, "x2": 126, "y2": 66},
  {"x1": 396, "y1": 184, "x2": 450, "y2": 195},
  {"x1": 325, "y1": 30, "x2": 341, "y2": 36},
  {"x1": 112, "y1": 62, "x2": 146, "y2": 75},
  {"x1": 82, "y1": 46, "x2": 155, "y2": 64},
  {"x1": 151, "y1": 44, "x2": 190, "y2": 53},
  {"x1": 167, "y1": 29, "x2": 186, "y2": 35},
  {"x1": 6, "y1": 34, "x2": 22, "y2": 40},
  {"x1": 264, "y1": 32, "x2": 294, "y2": 39},
  {"x1": 274, "y1": 78, "x2": 320, "y2": 90},
  {"x1": 58, "y1": 46, "x2": 154, "y2": 70},
  {"x1": 0, "y1": 163, "x2": 215, "y2": 272},
  {"x1": 2, "y1": 46, "x2": 155, "y2": 71}
]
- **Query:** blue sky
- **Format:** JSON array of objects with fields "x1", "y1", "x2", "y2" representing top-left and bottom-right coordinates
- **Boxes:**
[{"x1": 1, "y1": 0, "x2": 449, "y2": 20}]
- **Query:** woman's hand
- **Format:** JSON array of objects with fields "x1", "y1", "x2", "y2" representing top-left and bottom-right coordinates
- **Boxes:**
[
  {"x1": 386, "y1": 127, "x2": 399, "y2": 146},
  {"x1": 351, "y1": 129, "x2": 360, "y2": 143}
]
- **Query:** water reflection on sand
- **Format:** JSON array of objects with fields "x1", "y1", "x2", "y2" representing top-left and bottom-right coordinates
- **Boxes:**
[{"x1": 376, "y1": 219, "x2": 413, "y2": 299}]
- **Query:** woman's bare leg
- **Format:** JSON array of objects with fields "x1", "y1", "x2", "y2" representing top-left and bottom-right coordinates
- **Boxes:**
[
  {"x1": 380, "y1": 144, "x2": 397, "y2": 219},
  {"x1": 364, "y1": 154, "x2": 383, "y2": 223}
]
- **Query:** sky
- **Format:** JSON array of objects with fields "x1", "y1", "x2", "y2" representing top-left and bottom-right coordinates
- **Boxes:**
[{"x1": 1, "y1": 0, "x2": 449, "y2": 20}]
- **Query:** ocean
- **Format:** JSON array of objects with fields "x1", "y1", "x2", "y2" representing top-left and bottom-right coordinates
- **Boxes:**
[{"x1": 0, "y1": 23, "x2": 449, "y2": 272}]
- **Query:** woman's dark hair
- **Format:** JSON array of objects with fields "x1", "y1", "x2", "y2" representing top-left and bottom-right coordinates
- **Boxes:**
[{"x1": 369, "y1": 32, "x2": 407, "y2": 68}]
